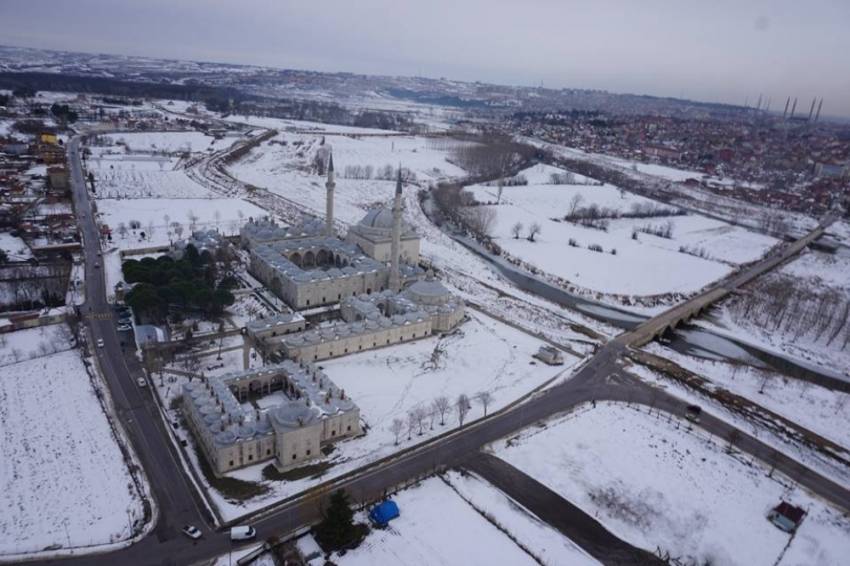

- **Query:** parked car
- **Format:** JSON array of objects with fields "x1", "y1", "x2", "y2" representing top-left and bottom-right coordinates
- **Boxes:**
[
  {"x1": 93, "y1": 262, "x2": 100, "y2": 269},
  {"x1": 96, "y1": 338, "x2": 104, "y2": 348},
  {"x1": 136, "y1": 377, "x2": 147, "y2": 388},
  {"x1": 229, "y1": 526, "x2": 256, "y2": 541},
  {"x1": 181, "y1": 525, "x2": 202, "y2": 540},
  {"x1": 117, "y1": 323, "x2": 132, "y2": 332}
]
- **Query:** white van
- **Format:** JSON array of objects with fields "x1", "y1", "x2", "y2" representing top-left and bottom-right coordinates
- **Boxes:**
[{"x1": 230, "y1": 525, "x2": 256, "y2": 541}]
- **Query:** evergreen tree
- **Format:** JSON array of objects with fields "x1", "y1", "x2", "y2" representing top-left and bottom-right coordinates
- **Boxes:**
[{"x1": 315, "y1": 490, "x2": 357, "y2": 550}]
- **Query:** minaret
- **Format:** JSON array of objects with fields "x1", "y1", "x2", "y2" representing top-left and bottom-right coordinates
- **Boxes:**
[
  {"x1": 325, "y1": 153, "x2": 335, "y2": 237},
  {"x1": 389, "y1": 169, "x2": 403, "y2": 293}
]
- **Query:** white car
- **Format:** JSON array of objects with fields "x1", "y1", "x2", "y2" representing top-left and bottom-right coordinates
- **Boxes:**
[
  {"x1": 181, "y1": 525, "x2": 202, "y2": 540},
  {"x1": 136, "y1": 377, "x2": 147, "y2": 388},
  {"x1": 230, "y1": 525, "x2": 256, "y2": 541},
  {"x1": 96, "y1": 338, "x2": 104, "y2": 348}
]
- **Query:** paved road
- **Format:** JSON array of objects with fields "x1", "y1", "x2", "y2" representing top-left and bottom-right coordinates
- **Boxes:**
[
  {"x1": 465, "y1": 453, "x2": 664, "y2": 566},
  {"x1": 39, "y1": 138, "x2": 848, "y2": 566}
]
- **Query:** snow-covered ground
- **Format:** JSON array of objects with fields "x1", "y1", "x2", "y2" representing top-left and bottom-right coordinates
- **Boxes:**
[
  {"x1": 0, "y1": 323, "x2": 75, "y2": 365},
  {"x1": 492, "y1": 403, "x2": 850, "y2": 566},
  {"x1": 163, "y1": 310, "x2": 574, "y2": 521},
  {"x1": 90, "y1": 156, "x2": 215, "y2": 199},
  {"x1": 0, "y1": 346, "x2": 144, "y2": 556},
  {"x1": 102, "y1": 131, "x2": 235, "y2": 153},
  {"x1": 0, "y1": 232, "x2": 33, "y2": 261},
  {"x1": 97, "y1": 197, "x2": 264, "y2": 249},
  {"x1": 443, "y1": 471, "x2": 599, "y2": 565},
  {"x1": 466, "y1": 163, "x2": 777, "y2": 298},
  {"x1": 710, "y1": 249, "x2": 850, "y2": 377},
  {"x1": 332, "y1": 477, "x2": 542, "y2": 566},
  {"x1": 646, "y1": 343, "x2": 850, "y2": 450}
]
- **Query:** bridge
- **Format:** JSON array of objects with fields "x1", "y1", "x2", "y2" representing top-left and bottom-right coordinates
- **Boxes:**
[{"x1": 620, "y1": 213, "x2": 838, "y2": 347}]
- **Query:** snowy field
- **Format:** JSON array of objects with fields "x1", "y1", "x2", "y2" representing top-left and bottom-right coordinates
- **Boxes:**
[
  {"x1": 0, "y1": 347, "x2": 144, "y2": 556},
  {"x1": 711, "y1": 249, "x2": 850, "y2": 377},
  {"x1": 332, "y1": 477, "x2": 544, "y2": 566},
  {"x1": 227, "y1": 131, "x2": 470, "y2": 217},
  {"x1": 102, "y1": 131, "x2": 235, "y2": 153},
  {"x1": 493, "y1": 403, "x2": 850, "y2": 566},
  {"x1": 90, "y1": 156, "x2": 215, "y2": 199},
  {"x1": 164, "y1": 310, "x2": 573, "y2": 521},
  {"x1": 0, "y1": 323, "x2": 75, "y2": 365},
  {"x1": 466, "y1": 163, "x2": 777, "y2": 298},
  {"x1": 97, "y1": 197, "x2": 264, "y2": 249},
  {"x1": 443, "y1": 471, "x2": 599, "y2": 565}
]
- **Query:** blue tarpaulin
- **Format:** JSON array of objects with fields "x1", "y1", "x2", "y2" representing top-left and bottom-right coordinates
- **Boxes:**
[{"x1": 369, "y1": 500, "x2": 400, "y2": 527}]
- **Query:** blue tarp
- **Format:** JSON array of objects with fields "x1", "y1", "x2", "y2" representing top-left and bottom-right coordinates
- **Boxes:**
[{"x1": 369, "y1": 500, "x2": 399, "y2": 526}]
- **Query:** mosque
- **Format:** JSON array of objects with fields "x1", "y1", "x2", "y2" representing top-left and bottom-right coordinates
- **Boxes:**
[
  {"x1": 242, "y1": 155, "x2": 465, "y2": 361},
  {"x1": 185, "y1": 155, "x2": 464, "y2": 476}
]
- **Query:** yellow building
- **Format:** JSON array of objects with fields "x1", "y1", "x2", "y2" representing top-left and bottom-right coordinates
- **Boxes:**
[{"x1": 40, "y1": 132, "x2": 58, "y2": 145}]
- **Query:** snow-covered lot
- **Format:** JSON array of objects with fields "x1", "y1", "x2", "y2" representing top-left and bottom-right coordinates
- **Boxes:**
[
  {"x1": 0, "y1": 323, "x2": 75, "y2": 365},
  {"x1": 102, "y1": 131, "x2": 235, "y2": 153},
  {"x1": 0, "y1": 231, "x2": 32, "y2": 261},
  {"x1": 97, "y1": 197, "x2": 265, "y2": 249},
  {"x1": 0, "y1": 346, "x2": 144, "y2": 556},
  {"x1": 91, "y1": 157, "x2": 215, "y2": 199},
  {"x1": 493, "y1": 403, "x2": 850, "y2": 566},
  {"x1": 443, "y1": 471, "x2": 599, "y2": 565},
  {"x1": 332, "y1": 477, "x2": 543, "y2": 566},
  {"x1": 467, "y1": 164, "x2": 776, "y2": 298}
]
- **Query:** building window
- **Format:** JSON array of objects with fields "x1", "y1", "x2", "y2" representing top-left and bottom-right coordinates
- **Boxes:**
[
  {"x1": 306, "y1": 449, "x2": 311, "y2": 456},
  {"x1": 347, "y1": 425, "x2": 351, "y2": 432},
  {"x1": 272, "y1": 331, "x2": 277, "y2": 337},
  {"x1": 306, "y1": 300, "x2": 311, "y2": 306},
  {"x1": 292, "y1": 454, "x2": 297, "y2": 460},
  {"x1": 338, "y1": 293, "x2": 341, "y2": 300},
  {"x1": 331, "y1": 430, "x2": 336, "y2": 437},
  {"x1": 248, "y1": 454, "x2": 253, "y2": 461},
  {"x1": 266, "y1": 449, "x2": 271, "y2": 455},
  {"x1": 229, "y1": 460, "x2": 234, "y2": 466},
  {"x1": 344, "y1": 348, "x2": 348, "y2": 353}
]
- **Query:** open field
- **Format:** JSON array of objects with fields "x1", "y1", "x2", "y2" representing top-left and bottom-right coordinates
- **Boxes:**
[
  {"x1": 493, "y1": 403, "x2": 850, "y2": 566},
  {"x1": 466, "y1": 164, "x2": 777, "y2": 298},
  {"x1": 0, "y1": 347, "x2": 145, "y2": 556},
  {"x1": 331, "y1": 477, "x2": 542, "y2": 566}
]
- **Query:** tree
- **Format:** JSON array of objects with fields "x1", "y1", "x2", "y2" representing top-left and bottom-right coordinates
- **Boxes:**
[
  {"x1": 567, "y1": 194, "x2": 584, "y2": 217},
  {"x1": 456, "y1": 394, "x2": 471, "y2": 427},
  {"x1": 726, "y1": 429, "x2": 742, "y2": 453},
  {"x1": 475, "y1": 391, "x2": 493, "y2": 416},
  {"x1": 117, "y1": 222, "x2": 128, "y2": 239},
  {"x1": 527, "y1": 222, "x2": 542, "y2": 242},
  {"x1": 407, "y1": 409, "x2": 417, "y2": 440},
  {"x1": 511, "y1": 221, "x2": 523, "y2": 239},
  {"x1": 496, "y1": 180, "x2": 504, "y2": 205},
  {"x1": 390, "y1": 418, "x2": 404, "y2": 445},
  {"x1": 314, "y1": 490, "x2": 361, "y2": 551},
  {"x1": 433, "y1": 396, "x2": 450, "y2": 426}
]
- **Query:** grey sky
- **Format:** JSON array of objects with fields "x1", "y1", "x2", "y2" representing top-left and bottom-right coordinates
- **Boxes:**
[{"x1": 2, "y1": 0, "x2": 849, "y2": 116}]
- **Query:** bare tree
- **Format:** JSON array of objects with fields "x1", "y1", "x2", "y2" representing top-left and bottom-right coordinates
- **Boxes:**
[
  {"x1": 407, "y1": 409, "x2": 417, "y2": 440},
  {"x1": 146, "y1": 220, "x2": 155, "y2": 241},
  {"x1": 214, "y1": 210, "x2": 222, "y2": 231},
  {"x1": 414, "y1": 406, "x2": 427, "y2": 435},
  {"x1": 390, "y1": 418, "x2": 405, "y2": 445},
  {"x1": 172, "y1": 222, "x2": 184, "y2": 240},
  {"x1": 496, "y1": 180, "x2": 504, "y2": 205},
  {"x1": 475, "y1": 391, "x2": 493, "y2": 416},
  {"x1": 463, "y1": 206, "x2": 497, "y2": 238},
  {"x1": 456, "y1": 393, "x2": 471, "y2": 427},
  {"x1": 117, "y1": 222, "x2": 128, "y2": 239},
  {"x1": 511, "y1": 221, "x2": 523, "y2": 239},
  {"x1": 433, "y1": 395, "x2": 450, "y2": 426},
  {"x1": 527, "y1": 222, "x2": 542, "y2": 242},
  {"x1": 567, "y1": 194, "x2": 584, "y2": 217}
]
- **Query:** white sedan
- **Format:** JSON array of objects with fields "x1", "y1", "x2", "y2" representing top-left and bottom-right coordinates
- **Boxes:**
[{"x1": 181, "y1": 525, "x2": 202, "y2": 540}]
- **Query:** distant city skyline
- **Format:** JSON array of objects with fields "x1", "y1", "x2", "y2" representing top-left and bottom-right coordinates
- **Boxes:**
[{"x1": 2, "y1": 0, "x2": 849, "y2": 117}]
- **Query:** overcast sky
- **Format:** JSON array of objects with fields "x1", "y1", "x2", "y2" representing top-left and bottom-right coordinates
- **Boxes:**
[{"x1": 2, "y1": 0, "x2": 849, "y2": 116}]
